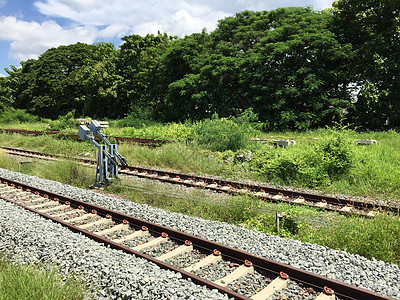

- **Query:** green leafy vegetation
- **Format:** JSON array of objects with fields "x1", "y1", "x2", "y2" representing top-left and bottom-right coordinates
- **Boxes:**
[
  {"x1": 194, "y1": 114, "x2": 255, "y2": 152},
  {"x1": 252, "y1": 129, "x2": 354, "y2": 187},
  {"x1": 0, "y1": 108, "x2": 40, "y2": 124},
  {"x1": 0, "y1": 254, "x2": 87, "y2": 300},
  {"x1": 48, "y1": 111, "x2": 78, "y2": 131},
  {"x1": 0, "y1": 3, "x2": 398, "y2": 131}
]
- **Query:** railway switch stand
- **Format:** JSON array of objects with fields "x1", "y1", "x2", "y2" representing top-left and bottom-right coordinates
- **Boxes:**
[{"x1": 78, "y1": 120, "x2": 128, "y2": 186}]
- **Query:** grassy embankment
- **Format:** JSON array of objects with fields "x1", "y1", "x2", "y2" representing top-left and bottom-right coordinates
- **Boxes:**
[{"x1": 0, "y1": 121, "x2": 399, "y2": 265}]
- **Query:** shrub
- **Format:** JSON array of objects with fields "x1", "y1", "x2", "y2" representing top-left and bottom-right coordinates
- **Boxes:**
[
  {"x1": 194, "y1": 112, "x2": 257, "y2": 152},
  {"x1": 251, "y1": 129, "x2": 354, "y2": 187},
  {"x1": 48, "y1": 111, "x2": 77, "y2": 131},
  {"x1": 111, "y1": 110, "x2": 156, "y2": 128},
  {"x1": 0, "y1": 108, "x2": 40, "y2": 124}
]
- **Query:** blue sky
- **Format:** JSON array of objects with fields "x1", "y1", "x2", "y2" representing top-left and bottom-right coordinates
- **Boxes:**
[{"x1": 0, "y1": 0, "x2": 333, "y2": 76}]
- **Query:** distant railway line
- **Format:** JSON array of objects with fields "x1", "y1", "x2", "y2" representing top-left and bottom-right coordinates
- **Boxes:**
[
  {"x1": 3, "y1": 146, "x2": 399, "y2": 218},
  {"x1": 0, "y1": 128, "x2": 169, "y2": 145}
]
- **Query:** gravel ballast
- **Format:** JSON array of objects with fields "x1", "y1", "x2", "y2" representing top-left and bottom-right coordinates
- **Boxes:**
[{"x1": 0, "y1": 168, "x2": 399, "y2": 299}]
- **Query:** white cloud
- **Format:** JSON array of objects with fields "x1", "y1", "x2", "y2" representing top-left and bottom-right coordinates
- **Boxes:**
[
  {"x1": 1, "y1": 0, "x2": 333, "y2": 65},
  {"x1": 0, "y1": 16, "x2": 98, "y2": 62},
  {"x1": 34, "y1": 0, "x2": 231, "y2": 34},
  {"x1": 134, "y1": 8, "x2": 227, "y2": 36},
  {"x1": 33, "y1": 0, "x2": 333, "y2": 34}
]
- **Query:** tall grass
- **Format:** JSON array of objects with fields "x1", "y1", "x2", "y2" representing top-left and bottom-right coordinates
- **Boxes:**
[
  {"x1": 300, "y1": 214, "x2": 400, "y2": 263},
  {"x1": 0, "y1": 149, "x2": 20, "y2": 171},
  {"x1": 31, "y1": 160, "x2": 94, "y2": 188},
  {"x1": 0, "y1": 133, "x2": 93, "y2": 157},
  {"x1": 0, "y1": 254, "x2": 87, "y2": 300},
  {"x1": 118, "y1": 142, "x2": 232, "y2": 176}
]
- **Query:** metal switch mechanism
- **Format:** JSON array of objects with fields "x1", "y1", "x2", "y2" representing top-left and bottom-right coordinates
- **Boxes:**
[{"x1": 79, "y1": 120, "x2": 128, "y2": 186}]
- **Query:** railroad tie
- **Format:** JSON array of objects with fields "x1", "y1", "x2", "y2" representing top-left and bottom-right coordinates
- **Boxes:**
[
  {"x1": 131, "y1": 236, "x2": 168, "y2": 252},
  {"x1": 52, "y1": 209, "x2": 83, "y2": 218},
  {"x1": 113, "y1": 229, "x2": 150, "y2": 243},
  {"x1": 0, "y1": 186, "x2": 22, "y2": 193},
  {"x1": 183, "y1": 253, "x2": 222, "y2": 273},
  {"x1": 366, "y1": 210, "x2": 378, "y2": 217},
  {"x1": 28, "y1": 201, "x2": 57, "y2": 209},
  {"x1": 315, "y1": 293, "x2": 335, "y2": 300},
  {"x1": 272, "y1": 194, "x2": 283, "y2": 200},
  {"x1": 339, "y1": 205, "x2": 353, "y2": 212},
  {"x1": 38, "y1": 204, "x2": 69, "y2": 213},
  {"x1": 293, "y1": 197, "x2": 305, "y2": 204},
  {"x1": 315, "y1": 202, "x2": 328, "y2": 208},
  {"x1": 250, "y1": 276, "x2": 289, "y2": 300},
  {"x1": 156, "y1": 244, "x2": 193, "y2": 261},
  {"x1": 78, "y1": 218, "x2": 112, "y2": 230},
  {"x1": 65, "y1": 213, "x2": 97, "y2": 223},
  {"x1": 93, "y1": 223, "x2": 129, "y2": 235},
  {"x1": 213, "y1": 264, "x2": 254, "y2": 287}
]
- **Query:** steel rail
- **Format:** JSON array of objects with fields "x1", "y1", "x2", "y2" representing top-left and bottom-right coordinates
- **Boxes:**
[
  {"x1": 0, "y1": 176, "x2": 393, "y2": 300},
  {"x1": 3, "y1": 146, "x2": 399, "y2": 217}
]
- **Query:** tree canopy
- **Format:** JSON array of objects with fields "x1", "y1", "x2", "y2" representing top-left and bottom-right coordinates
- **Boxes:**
[{"x1": 1, "y1": 3, "x2": 398, "y2": 130}]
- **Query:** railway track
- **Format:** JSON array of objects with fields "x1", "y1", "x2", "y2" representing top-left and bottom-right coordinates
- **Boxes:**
[
  {"x1": 0, "y1": 128, "x2": 169, "y2": 145},
  {"x1": 0, "y1": 176, "x2": 393, "y2": 300},
  {"x1": 3, "y1": 146, "x2": 399, "y2": 218}
]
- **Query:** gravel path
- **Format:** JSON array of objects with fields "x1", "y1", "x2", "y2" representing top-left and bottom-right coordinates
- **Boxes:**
[{"x1": 0, "y1": 168, "x2": 399, "y2": 299}]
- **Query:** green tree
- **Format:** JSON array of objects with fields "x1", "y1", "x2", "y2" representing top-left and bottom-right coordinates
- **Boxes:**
[
  {"x1": 333, "y1": 0, "x2": 400, "y2": 129},
  {"x1": 0, "y1": 66, "x2": 18, "y2": 110},
  {"x1": 77, "y1": 42, "x2": 125, "y2": 118},
  {"x1": 10, "y1": 43, "x2": 97, "y2": 118},
  {"x1": 165, "y1": 8, "x2": 354, "y2": 129},
  {"x1": 239, "y1": 8, "x2": 354, "y2": 130},
  {"x1": 158, "y1": 31, "x2": 213, "y2": 121},
  {"x1": 116, "y1": 33, "x2": 175, "y2": 119}
]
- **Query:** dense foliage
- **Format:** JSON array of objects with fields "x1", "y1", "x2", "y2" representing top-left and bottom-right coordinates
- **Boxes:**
[{"x1": 0, "y1": 3, "x2": 398, "y2": 130}]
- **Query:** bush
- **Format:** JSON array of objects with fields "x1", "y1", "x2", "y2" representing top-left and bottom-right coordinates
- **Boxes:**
[
  {"x1": 0, "y1": 108, "x2": 40, "y2": 124},
  {"x1": 252, "y1": 129, "x2": 354, "y2": 187},
  {"x1": 111, "y1": 109, "x2": 156, "y2": 129},
  {"x1": 48, "y1": 111, "x2": 77, "y2": 131},
  {"x1": 194, "y1": 112, "x2": 257, "y2": 152}
]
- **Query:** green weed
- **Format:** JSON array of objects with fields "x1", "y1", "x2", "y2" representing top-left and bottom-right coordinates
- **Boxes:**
[
  {"x1": 31, "y1": 160, "x2": 94, "y2": 188},
  {"x1": 0, "y1": 254, "x2": 87, "y2": 300},
  {"x1": 0, "y1": 108, "x2": 40, "y2": 124}
]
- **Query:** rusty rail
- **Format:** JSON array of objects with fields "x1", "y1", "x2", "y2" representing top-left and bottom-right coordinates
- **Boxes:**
[{"x1": 0, "y1": 176, "x2": 393, "y2": 300}]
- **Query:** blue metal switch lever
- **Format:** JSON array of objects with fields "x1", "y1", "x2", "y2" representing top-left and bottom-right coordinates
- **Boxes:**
[{"x1": 78, "y1": 120, "x2": 128, "y2": 186}]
